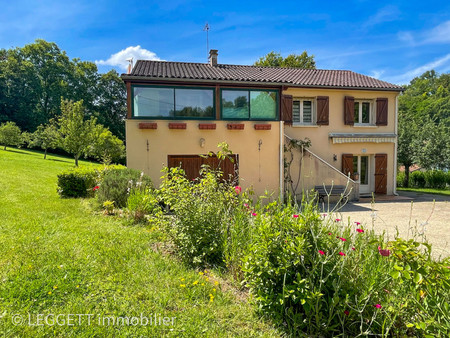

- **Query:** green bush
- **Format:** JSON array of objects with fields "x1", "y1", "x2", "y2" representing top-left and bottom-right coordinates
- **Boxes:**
[
  {"x1": 96, "y1": 168, "x2": 152, "y2": 208},
  {"x1": 57, "y1": 167, "x2": 97, "y2": 198},
  {"x1": 424, "y1": 170, "x2": 447, "y2": 189},
  {"x1": 410, "y1": 171, "x2": 426, "y2": 188},
  {"x1": 397, "y1": 171, "x2": 406, "y2": 187},
  {"x1": 241, "y1": 199, "x2": 450, "y2": 336},
  {"x1": 159, "y1": 166, "x2": 238, "y2": 267},
  {"x1": 127, "y1": 189, "x2": 162, "y2": 223}
]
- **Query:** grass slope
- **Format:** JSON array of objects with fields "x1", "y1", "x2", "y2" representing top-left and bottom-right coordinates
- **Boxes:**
[
  {"x1": 0, "y1": 149, "x2": 279, "y2": 337},
  {"x1": 397, "y1": 187, "x2": 450, "y2": 196}
]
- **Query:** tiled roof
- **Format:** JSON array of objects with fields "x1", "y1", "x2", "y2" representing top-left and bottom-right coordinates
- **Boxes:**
[{"x1": 124, "y1": 60, "x2": 403, "y2": 91}]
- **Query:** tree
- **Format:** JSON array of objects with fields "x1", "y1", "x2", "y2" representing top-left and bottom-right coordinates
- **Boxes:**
[
  {"x1": 58, "y1": 99, "x2": 97, "y2": 166},
  {"x1": 0, "y1": 121, "x2": 22, "y2": 150},
  {"x1": 254, "y1": 51, "x2": 316, "y2": 69},
  {"x1": 397, "y1": 112, "x2": 418, "y2": 187},
  {"x1": 30, "y1": 122, "x2": 60, "y2": 159},
  {"x1": 89, "y1": 126, "x2": 125, "y2": 164}
]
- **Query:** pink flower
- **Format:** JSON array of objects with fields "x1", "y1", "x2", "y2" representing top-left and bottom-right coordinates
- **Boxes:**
[
  {"x1": 354, "y1": 221, "x2": 361, "y2": 225},
  {"x1": 373, "y1": 304, "x2": 382, "y2": 309},
  {"x1": 338, "y1": 251, "x2": 346, "y2": 256},
  {"x1": 93, "y1": 186, "x2": 99, "y2": 191},
  {"x1": 378, "y1": 246, "x2": 391, "y2": 257},
  {"x1": 344, "y1": 310, "x2": 349, "y2": 316},
  {"x1": 335, "y1": 218, "x2": 341, "y2": 222},
  {"x1": 328, "y1": 232, "x2": 332, "y2": 236},
  {"x1": 293, "y1": 214, "x2": 299, "y2": 218},
  {"x1": 339, "y1": 237, "x2": 347, "y2": 242},
  {"x1": 351, "y1": 247, "x2": 356, "y2": 251},
  {"x1": 318, "y1": 250, "x2": 325, "y2": 255},
  {"x1": 244, "y1": 203, "x2": 249, "y2": 208},
  {"x1": 322, "y1": 213, "x2": 327, "y2": 217},
  {"x1": 251, "y1": 212, "x2": 257, "y2": 217},
  {"x1": 234, "y1": 186, "x2": 242, "y2": 194},
  {"x1": 356, "y1": 228, "x2": 364, "y2": 233}
]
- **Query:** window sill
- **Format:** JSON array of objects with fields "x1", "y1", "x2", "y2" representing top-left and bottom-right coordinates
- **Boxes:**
[
  {"x1": 291, "y1": 123, "x2": 319, "y2": 128},
  {"x1": 353, "y1": 125, "x2": 378, "y2": 128}
]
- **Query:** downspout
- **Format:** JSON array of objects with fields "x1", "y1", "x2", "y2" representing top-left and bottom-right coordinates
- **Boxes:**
[
  {"x1": 393, "y1": 93, "x2": 400, "y2": 196},
  {"x1": 279, "y1": 121, "x2": 284, "y2": 201}
]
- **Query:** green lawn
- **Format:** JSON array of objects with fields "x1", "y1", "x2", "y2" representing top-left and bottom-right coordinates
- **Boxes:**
[
  {"x1": 0, "y1": 148, "x2": 280, "y2": 337},
  {"x1": 398, "y1": 187, "x2": 450, "y2": 196}
]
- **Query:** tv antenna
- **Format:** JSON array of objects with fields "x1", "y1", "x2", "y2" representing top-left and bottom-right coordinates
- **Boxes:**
[
  {"x1": 203, "y1": 22, "x2": 210, "y2": 62},
  {"x1": 126, "y1": 57, "x2": 134, "y2": 74}
]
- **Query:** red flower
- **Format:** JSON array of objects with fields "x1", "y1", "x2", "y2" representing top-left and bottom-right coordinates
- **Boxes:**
[
  {"x1": 244, "y1": 203, "x2": 249, "y2": 208},
  {"x1": 338, "y1": 251, "x2": 346, "y2": 256},
  {"x1": 293, "y1": 214, "x2": 299, "y2": 218},
  {"x1": 339, "y1": 237, "x2": 347, "y2": 242},
  {"x1": 374, "y1": 304, "x2": 382, "y2": 309},
  {"x1": 318, "y1": 250, "x2": 325, "y2": 255},
  {"x1": 93, "y1": 186, "x2": 99, "y2": 191},
  {"x1": 335, "y1": 218, "x2": 341, "y2": 222},
  {"x1": 378, "y1": 246, "x2": 391, "y2": 257},
  {"x1": 234, "y1": 186, "x2": 242, "y2": 194},
  {"x1": 251, "y1": 212, "x2": 257, "y2": 217},
  {"x1": 356, "y1": 228, "x2": 364, "y2": 233},
  {"x1": 328, "y1": 232, "x2": 332, "y2": 236},
  {"x1": 354, "y1": 221, "x2": 361, "y2": 225},
  {"x1": 351, "y1": 247, "x2": 356, "y2": 251},
  {"x1": 344, "y1": 310, "x2": 349, "y2": 316}
]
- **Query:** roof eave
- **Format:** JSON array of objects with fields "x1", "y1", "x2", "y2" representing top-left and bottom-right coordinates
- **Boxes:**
[{"x1": 120, "y1": 75, "x2": 404, "y2": 92}]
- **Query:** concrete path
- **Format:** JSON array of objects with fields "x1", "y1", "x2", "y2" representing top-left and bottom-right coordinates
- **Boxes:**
[{"x1": 328, "y1": 191, "x2": 450, "y2": 258}]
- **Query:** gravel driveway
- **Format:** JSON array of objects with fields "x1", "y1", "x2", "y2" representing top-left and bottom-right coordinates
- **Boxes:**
[{"x1": 329, "y1": 191, "x2": 450, "y2": 258}]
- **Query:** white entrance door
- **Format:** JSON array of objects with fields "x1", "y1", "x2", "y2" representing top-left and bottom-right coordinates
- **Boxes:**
[{"x1": 353, "y1": 155, "x2": 371, "y2": 194}]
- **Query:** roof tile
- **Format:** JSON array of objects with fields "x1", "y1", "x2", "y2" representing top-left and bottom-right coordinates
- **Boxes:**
[{"x1": 125, "y1": 60, "x2": 402, "y2": 91}]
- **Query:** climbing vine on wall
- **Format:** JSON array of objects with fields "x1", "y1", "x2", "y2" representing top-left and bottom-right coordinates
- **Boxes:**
[{"x1": 284, "y1": 137, "x2": 311, "y2": 198}]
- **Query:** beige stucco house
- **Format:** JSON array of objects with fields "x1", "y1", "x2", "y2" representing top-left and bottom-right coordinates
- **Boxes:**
[{"x1": 121, "y1": 50, "x2": 403, "y2": 199}]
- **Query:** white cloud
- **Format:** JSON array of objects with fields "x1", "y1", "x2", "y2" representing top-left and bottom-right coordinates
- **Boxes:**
[
  {"x1": 95, "y1": 46, "x2": 161, "y2": 70},
  {"x1": 384, "y1": 53, "x2": 450, "y2": 84},
  {"x1": 370, "y1": 70, "x2": 385, "y2": 79},
  {"x1": 363, "y1": 5, "x2": 400, "y2": 28},
  {"x1": 427, "y1": 20, "x2": 450, "y2": 43},
  {"x1": 397, "y1": 31, "x2": 415, "y2": 45}
]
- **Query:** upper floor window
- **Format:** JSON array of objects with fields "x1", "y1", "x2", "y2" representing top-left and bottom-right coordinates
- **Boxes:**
[
  {"x1": 354, "y1": 100, "x2": 373, "y2": 125},
  {"x1": 132, "y1": 86, "x2": 214, "y2": 119},
  {"x1": 221, "y1": 89, "x2": 278, "y2": 120},
  {"x1": 293, "y1": 98, "x2": 315, "y2": 124}
]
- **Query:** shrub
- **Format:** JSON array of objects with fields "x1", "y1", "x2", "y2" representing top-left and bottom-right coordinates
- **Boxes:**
[
  {"x1": 0, "y1": 121, "x2": 22, "y2": 150},
  {"x1": 424, "y1": 170, "x2": 447, "y2": 189},
  {"x1": 95, "y1": 168, "x2": 152, "y2": 208},
  {"x1": 241, "y1": 199, "x2": 450, "y2": 336},
  {"x1": 159, "y1": 166, "x2": 237, "y2": 267},
  {"x1": 57, "y1": 167, "x2": 97, "y2": 198},
  {"x1": 127, "y1": 189, "x2": 162, "y2": 223},
  {"x1": 397, "y1": 171, "x2": 406, "y2": 187},
  {"x1": 410, "y1": 171, "x2": 426, "y2": 188}
]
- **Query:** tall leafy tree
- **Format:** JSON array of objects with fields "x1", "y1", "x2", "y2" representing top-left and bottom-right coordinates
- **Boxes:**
[
  {"x1": 30, "y1": 122, "x2": 60, "y2": 159},
  {"x1": 0, "y1": 121, "x2": 22, "y2": 150},
  {"x1": 89, "y1": 126, "x2": 125, "y2": 164},
  {"x1": 58, "y1": 99, "x2": 97, "y2": 166},
  {"x1": 254, "y1": 51, "x2": 316, "y2": 69}
]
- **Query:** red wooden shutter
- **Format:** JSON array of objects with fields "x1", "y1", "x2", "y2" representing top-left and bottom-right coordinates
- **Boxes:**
[
  {"x1": 316, "y1": 96, "x2": 329, "y2": 125},
  {"x1": 281, "y1": 95, "x2": 293, "y2": 125},
  {"x1": 376, "y1": 98, "x2": 388, "y2": 126},
  {"x1": 344, "y1": 96, "x2": 354, "y2": 125},
  {"x1": 342, "y1": 154, "x2": 354, "y2": 177},
  {"x1": 375, "y1": 154, "x2": 387, "y2": 194}
]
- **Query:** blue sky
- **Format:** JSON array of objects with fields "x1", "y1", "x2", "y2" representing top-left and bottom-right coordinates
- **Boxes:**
[{"x1": 1, "y1": 0, "x2": 449, "y2": 84}]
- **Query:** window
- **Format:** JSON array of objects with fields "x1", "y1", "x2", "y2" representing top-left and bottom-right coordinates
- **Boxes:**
[
  {"x1": 354, "y1": 100, "x2": 373, "y2": 125},
  {"x1": 293, "y1": 98, "x2": 315, "y2": 124},
  {"x1": 133, "y1": 86, "x2": 214, "y2": 119},
  {"x1": 353, "y1": 155, "x2": 369, "y2": 185},
  {"x1": 221, "y1": 89, "x2": 278, "y2": 120}
]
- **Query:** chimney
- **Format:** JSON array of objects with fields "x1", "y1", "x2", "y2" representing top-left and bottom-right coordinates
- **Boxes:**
[{"x1": 209, "y1": 49, "x2": 218, "y2": 66}]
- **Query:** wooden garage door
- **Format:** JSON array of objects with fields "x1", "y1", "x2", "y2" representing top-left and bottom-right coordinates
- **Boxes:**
[
  {"x1": 167, "y1": 154, "x2": 239, "y2": 182},
  {"x1": 375, "y1": 154, "x2": 387, "y2": 194}
]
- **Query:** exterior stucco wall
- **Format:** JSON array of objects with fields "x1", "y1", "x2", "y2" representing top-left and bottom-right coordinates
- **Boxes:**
[
  {"x1": 125, "y1": 120, "x2": 282, "y2": 197},
  {"x1": 283, "y1": 88, "x2": 399, "y2": 195}
]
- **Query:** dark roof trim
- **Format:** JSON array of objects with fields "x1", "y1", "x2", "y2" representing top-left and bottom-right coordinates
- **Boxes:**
[{"x1": 121, "y1": 75, "x2": 403, "y2": 92}]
